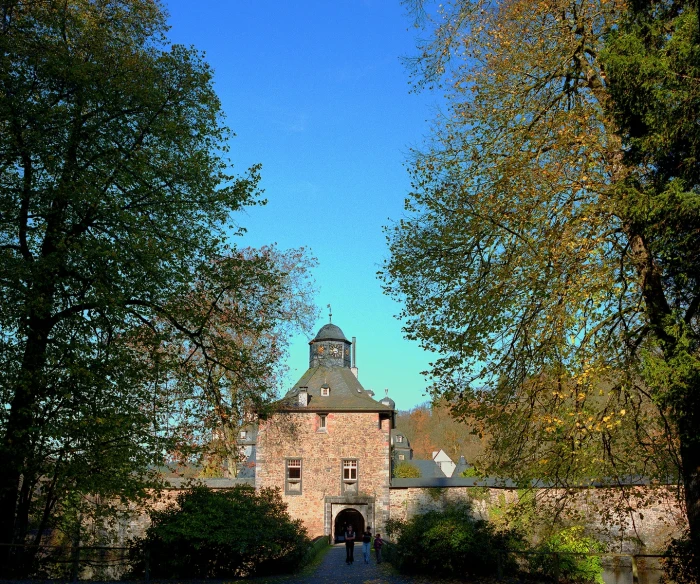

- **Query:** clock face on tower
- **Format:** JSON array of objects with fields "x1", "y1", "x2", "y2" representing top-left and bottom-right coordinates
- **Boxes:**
[{"x1": 329, "y1": 344, "x2": 341, "y2": 357}]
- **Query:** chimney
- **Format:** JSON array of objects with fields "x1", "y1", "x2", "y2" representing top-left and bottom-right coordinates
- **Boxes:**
[
  {"x1": 351, "y1": 336, "x2": 358, "y2": 379},
  {"x1": 298, "y1": 387, "x2": 308, "y2": 407}
]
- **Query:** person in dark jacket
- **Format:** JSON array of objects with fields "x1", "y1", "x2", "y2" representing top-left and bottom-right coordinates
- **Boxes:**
[{"x1": 345, "y1": 524, "x2": 356, "y2": 564}]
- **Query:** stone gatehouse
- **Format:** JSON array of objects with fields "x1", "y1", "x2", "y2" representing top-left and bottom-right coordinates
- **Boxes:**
[{"x1": 253, "y1": 321, "x2": 394, "y2": 539}]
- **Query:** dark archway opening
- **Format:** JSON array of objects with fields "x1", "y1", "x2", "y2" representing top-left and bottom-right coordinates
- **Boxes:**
[{"x1": 334, "y1": 508, "x2": 365, "y2": 543}]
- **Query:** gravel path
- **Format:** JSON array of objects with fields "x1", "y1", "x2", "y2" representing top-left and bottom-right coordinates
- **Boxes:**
[{"x1": 277, "y1": 544, "x2": 416, "y2": 584}]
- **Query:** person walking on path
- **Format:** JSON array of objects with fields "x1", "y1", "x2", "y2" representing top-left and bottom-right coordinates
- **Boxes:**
[
  {"x1": 361, "y1": 527, "x2": 372, "y2": 564},
  {"x1": 345, "y1": 524, "x2": 356, "y2": 564},
  {"x1": 374, "y1": 532, "x2": 384, "y2": 564}
]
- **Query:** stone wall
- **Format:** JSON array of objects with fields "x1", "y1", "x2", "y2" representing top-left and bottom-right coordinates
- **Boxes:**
[
  {"x1": 389, "y1": 484, "x2": 687, "y2": 553},
  {"x1": 256, "y1": 411, "x2": 391, "y2": 537}
]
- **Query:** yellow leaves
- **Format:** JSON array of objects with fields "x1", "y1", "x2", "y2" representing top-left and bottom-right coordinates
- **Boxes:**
[{"x1": 620, "y1": 409, "x2": 626, "y2": 416}]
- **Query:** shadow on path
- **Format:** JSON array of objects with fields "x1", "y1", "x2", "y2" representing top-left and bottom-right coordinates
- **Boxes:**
[{"x1": 277, "y1": 544, "x2": 410, "y2": 584}]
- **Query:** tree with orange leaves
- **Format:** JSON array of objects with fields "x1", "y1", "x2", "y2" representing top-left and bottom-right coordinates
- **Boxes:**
[{"x1": 383, "y1": 0, "x2": 700, "y2": 563}]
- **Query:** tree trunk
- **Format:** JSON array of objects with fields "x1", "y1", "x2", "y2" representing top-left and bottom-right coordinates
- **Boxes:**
[
  {"x1": 0, "y1": 324, "x2": 50, "y2": 575},
  {"x1": 679, "y1": 394, "x2": 700, "y2": 573},
  {"x1": 627, "y1": 229, "x2": 700, "y2": 568}
]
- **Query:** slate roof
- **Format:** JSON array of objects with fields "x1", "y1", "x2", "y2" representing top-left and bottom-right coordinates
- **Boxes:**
[
  {"x1": 390, "y1": 475, "x2": 673, "y2": 488},
  {"x1": 391, "y1": 429, "x2": 412, "y2": 452},
  {"x1": 380, "y1": 396, "x2": 396, "y2": 409},
  {"x1": 410, "y1": 459, "x2": 447, "y2": 478},
  {"x1": 279, "y1": 365, "x2": 394, "y2": 412},
  {"x1": 453, "y1": 455, "x2": 471, "y2": 477},
  {"x1": 313, "y1": 323, "x2": 348, "y2": 341}
]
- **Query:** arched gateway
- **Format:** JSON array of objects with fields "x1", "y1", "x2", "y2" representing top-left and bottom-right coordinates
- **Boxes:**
[{"x1": 334, "y1": 508, "x2": 364, "y2": 542}]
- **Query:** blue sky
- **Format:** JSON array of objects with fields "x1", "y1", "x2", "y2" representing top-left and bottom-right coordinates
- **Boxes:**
[{"x1": 163, "y1": 0, "x2": 439, "y2": 410}]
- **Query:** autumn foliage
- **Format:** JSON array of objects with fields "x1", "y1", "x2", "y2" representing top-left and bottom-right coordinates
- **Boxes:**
[{"x1": 384, "y1": 0, "x2": 700, "y2": 565}]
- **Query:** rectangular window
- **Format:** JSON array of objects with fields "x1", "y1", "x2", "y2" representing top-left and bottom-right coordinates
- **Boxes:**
[
  {"x1": 321, "y1": 386, "x2": 330, "y2": 396},
  {"x1": 398, "y1": 454, "x2": 405, "y2": 460},
  {"x1": 396, "y1": 435, "x2": 403, "y2": 443},
  {"x1": 342, "y1": 459, "x2": 358, "y2": 493},
  {"x1": 240, "y1": 430, "x2": 247, "y2": 439},
  {"x1": 343, "y1": 460, "x2": 357, "y2": 480},
  {"x1": 318, "y1": 414, "x2": 327, "y2": 431},
  {"x1": 286, "y1": 458, "x2": 302, "y2": 495}
]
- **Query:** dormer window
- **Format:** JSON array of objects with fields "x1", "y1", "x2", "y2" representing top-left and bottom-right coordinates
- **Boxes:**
[
  {"x1": 240, "y1": 430, "x2": 247, "y2": 439},
  {"x1": 320, "y1": 384, "x2": 330, "y2": 397},
  {"x1": 298, "y1": 387, "x2": 308, "y2": 406},
  {"x1": 396, "y1": 435, "x2": 403, "y2": 443}
]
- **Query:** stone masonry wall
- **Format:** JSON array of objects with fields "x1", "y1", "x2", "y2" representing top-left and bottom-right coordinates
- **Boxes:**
[
  {"x1": 389, "y1": 485, "x2": 687, "y2": 553},
  {"x1": 256, "y1": 411, "x2": 391, "y2": 537}
]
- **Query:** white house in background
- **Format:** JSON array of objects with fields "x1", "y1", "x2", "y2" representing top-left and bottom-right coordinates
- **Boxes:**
[{"x1": 431, "y1": 449, "x2": 456, "y2": 477}]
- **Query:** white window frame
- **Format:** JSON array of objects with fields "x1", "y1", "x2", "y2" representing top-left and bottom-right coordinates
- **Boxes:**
[
  {"x1": 286, "y1": 458, "x2": 302, "y2": 495},
  {"x1": 341, "y1": 459, "x2": 358, "y2": 493}
]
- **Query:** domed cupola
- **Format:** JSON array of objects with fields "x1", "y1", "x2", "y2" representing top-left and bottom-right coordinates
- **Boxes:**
[
  {"x1": 309, "y1": 321, "x2": 352, "y2": 368},
  {"x1": 380, "y1": 388, "x2": 395, "y2": 411}
]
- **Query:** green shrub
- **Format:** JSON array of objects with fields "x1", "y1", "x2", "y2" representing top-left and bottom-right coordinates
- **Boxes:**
[
  {"x1": 386, "y1": 502, "x2": 525, "y2": 578},
  {"x1": 393, "y1": 461, "x2": 422, "y2": 478},
  {"x1": 130, "y1": 484, "x2": 309, "y2": 578},
  {"x1": 528, "y1": 526, "x2": 605, "y2": 584},
  {"x1": 461, "y1": 466, "x2": 479, "y2": 477}
]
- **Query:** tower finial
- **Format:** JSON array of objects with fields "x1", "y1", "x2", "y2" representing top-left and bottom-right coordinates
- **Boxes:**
[
  {"x1": 385, "y1": 388, "x2": 389, "y2": 397},
  {"x1": 327, "y1": 303, "x2": 332, "y2": 323}
]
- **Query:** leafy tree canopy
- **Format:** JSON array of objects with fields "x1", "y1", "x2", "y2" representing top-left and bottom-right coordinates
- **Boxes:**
[
  {"x1": 0, "y1": 0, "x2": 316, "y2": 574},
  {"x1": 395, "y1": 401, "x2": 485, "y2": 461},
  {"x1": 383, "y1": 0, "x2": 699, "y2": 563}
]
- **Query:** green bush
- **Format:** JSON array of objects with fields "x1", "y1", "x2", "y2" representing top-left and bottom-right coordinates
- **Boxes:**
[
  {"x1": 393, "y1": 461, "x2": 422, "y2": 478},
  {"x1": 528, "y1": 526, "x2": 605, "y2": 584},
  {"x1": 386, "y1": 502, "x2": 524, "y2": 578},
  {"x1": 130, "y1": 484, "x2": 309, "y2": 578}
]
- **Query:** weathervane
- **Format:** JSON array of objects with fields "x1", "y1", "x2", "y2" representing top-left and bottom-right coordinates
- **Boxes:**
[{"x1": 327, "y1": 303, "x2": 332, "y2": 323}]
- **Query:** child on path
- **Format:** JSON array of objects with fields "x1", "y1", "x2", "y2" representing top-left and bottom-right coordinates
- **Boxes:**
[{"x1": 373, "y1": 532, "x2": 384, "y2": 564}]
